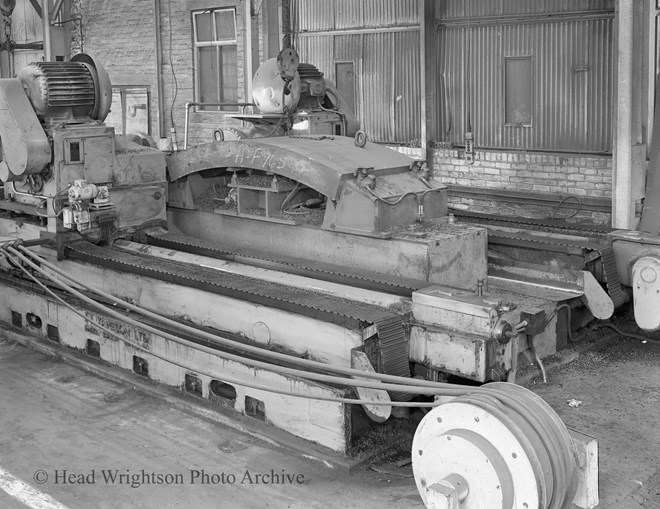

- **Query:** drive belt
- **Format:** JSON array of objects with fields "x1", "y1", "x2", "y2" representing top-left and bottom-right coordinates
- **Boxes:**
[
  {"x1": 599, "y1": 247, "x2": 628, "y2": 307},
  {"x1": 451, "y1": 209, "x2": 612, "y2": 237},
  {"x1": 64, "y1": 240, "x2": 412, "y2": 398},
  {"x1": 485, "y1": 229, "x2": 628, "y2": 308}
]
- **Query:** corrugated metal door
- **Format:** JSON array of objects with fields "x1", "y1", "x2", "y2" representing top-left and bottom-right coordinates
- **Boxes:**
[
  {"x1": 436, "y1": 1, "x2": 614, "y2": 153},
  {"x1": 294, "y1": 0, "x2": 421, "y2": 145}
]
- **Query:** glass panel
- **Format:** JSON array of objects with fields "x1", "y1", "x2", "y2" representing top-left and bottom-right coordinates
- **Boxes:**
[
  {"x1": 199, "y1": 46, "x2": 219, "y2": 104},
  {"x1": 505, "y1": 56, "x2": 532, "y2": 126},
  {"x1": 125, "y1": 89, "x2": 149, "y2": 134},
  {"x1": 215, "y1": 9, "x2": 236, "y2": 41},
  {"x1": 335, "y1": 62, "x2": 356, "y2": 113},
  {"x1": 219, "y1": 45, "x2": 238, "y2": 107},
  {"x1": 195, "y1": 11, "x2": 213, "y2": 42},
  {"x1": 105, "y1": 89, "x2": 124, "y2": 134}
]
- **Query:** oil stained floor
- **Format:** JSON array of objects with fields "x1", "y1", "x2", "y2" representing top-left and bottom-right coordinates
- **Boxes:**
[{"x1": 0, "y1": 328, "x2": 659, "y2": 509}]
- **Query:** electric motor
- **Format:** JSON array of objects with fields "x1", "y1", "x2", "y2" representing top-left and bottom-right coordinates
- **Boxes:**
[{"x1": 18, "y1": 53, "x2": 112, "y2": 123}]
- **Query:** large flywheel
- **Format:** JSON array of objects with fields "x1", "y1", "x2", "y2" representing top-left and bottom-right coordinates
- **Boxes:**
[{"x1": 412, "y1": 382, "x2": 578, "y2": 509}]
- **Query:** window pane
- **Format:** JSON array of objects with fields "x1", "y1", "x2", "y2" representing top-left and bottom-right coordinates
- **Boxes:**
[
  {"x1": 199, "y1": 46, "x2": 219, "y2": 105},
  {"x1": 505, "y1": 57, "x2": 533, "y2": 125},
  {"x1": 125, "y1": 89, "x2": 149, "y2": 134},
  {"x1": 195, "y1": 12, "x2": 213, "y2": 42},
  {"x1": 335, "y1": 62, "x2": 356, "y2": 113},
  {"x1": 105, "y1": 89, "x2": 124, "y2": 134},
  {"x1": 219, "y1": 45, "x2": 238, "y2": 105},
  {"x1": 215, "y1": 10, "x2": 236, "y2": 41}
]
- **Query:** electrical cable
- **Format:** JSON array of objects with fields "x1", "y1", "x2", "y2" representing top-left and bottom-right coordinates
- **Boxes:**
[
  {"x1": 279, "y1": 182, "x2": 301, "y2": 211},
  {"x1": 525, "y1": 303, "x2": 574, "y2": 384},
  {"x1": 33, "y1": 187, "x2": 71, "y2": 218},
  {"x1": 593, "y1": 322, "x2": 660, "y2": 343},
  {"x1": 282, "y1": 204, "x2": 311, "y2": 214},
  {"x1": 544, "y1": 303, "x2": 573, "y2": 343},
  {"x1": 316, "y1": 95, "x2": 346, "y2": 132},
  {"x1": 2, "y1": 249, "x2": 442, "y2": 408},
  {"x1": 17, "y1": 243, "x2": 433, "y2": 389},
  {"x1": 365, "y1": 189, "x2": 418, "y2": 206},
  {"x1": 8, "y1": 245, "x2": 474, "y2": 397},
  {"x1": 18, "y1": 245, "x2": 430, "y2": 386},
  {"x1": 549, "y1": 195, "x2": 582, "y2": 221},
  {"x1": 34, "y1": 200, "x2": 64, "y2": 219},
  {"x1": 167, "y1": 0, "x2": 178, "y2": 134},
  {"x1": 529, "y1": 335, "x2": 547, "y2": 384},
  {"x1": 317, "y1": 93, "x2": 341, "y2": 113},
  {"x1": 290, "y1": 0, "x2": 298, "y2": 51},
  {"x1": 1, "y1": 247, "x2": 579, "y2": 501}
]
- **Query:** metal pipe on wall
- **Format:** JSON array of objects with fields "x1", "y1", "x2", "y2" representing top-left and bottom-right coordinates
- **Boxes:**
[
  {"x1": 153, "y1": 0, "x2": 164, "y2": 138},
  {"x1": 613, "y1": 0, "x2": 635, "y2": 229},
  {"x1": 281, "y1": 0, "x2": 291, "y2": 49},
  {"x1": 41, "y1": 0, "x2": 51, "y2": 61},
  {"x1": 50, "y1": 0, "x2": 63, "y2": 23},
  {"x1": 245, "y1": 0, "x2": 253, "y2": 100}
]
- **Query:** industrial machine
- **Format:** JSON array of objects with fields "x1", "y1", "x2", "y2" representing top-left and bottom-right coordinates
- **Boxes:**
[
  {"x1": 211, "y1": 49, "x2": 360, "y2": 140},
  {"x1": 0, "y1": 54, "x2": 166, "y2": 238},
  {"x1": 7, "y1": 52, "x2": 658, "y2": 509}
]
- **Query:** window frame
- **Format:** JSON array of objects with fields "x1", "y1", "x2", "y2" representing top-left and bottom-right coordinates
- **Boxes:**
[
  {"x1": 108, "y1": 85, "x2": 152, "y2": 136},
  {"x1": 503, "y1": 55, "x2": 534, "y2": 128},
  {"x1": 192, "y1": 7, "x2": 239, "y2": 112}
]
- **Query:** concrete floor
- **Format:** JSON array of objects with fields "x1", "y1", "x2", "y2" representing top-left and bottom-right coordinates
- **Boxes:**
[
  {"x1": 528, "y1": 328, "x2": 660, "y2": 509},
  {"x1": 0, "y1": 326, "x2": 659, "y2": 509}
]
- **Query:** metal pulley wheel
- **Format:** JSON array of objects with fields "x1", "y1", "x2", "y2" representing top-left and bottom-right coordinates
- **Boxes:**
[
  {"x1": 412, "y1": 382, "x2": 578, "y2": 509},
  {"x1": 355, "y1": 130, "x2": 367, "y2": 148}
]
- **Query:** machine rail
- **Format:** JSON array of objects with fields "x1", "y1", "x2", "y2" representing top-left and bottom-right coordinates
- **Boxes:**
[
  {"x1": 451, "y1": 212, "x2": 627, "y2": 307},
  {"x1": 64, "y1": 240, "x2": 412, "y2": 395},
  {"x1": 451, "y1": 209, "x2": 612, "y2": 237},
  {"x1": 144, "y1": 229, "x2": 422, "y2": 297}
]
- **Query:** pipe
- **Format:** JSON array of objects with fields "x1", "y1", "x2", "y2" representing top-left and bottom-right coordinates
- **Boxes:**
[
  {"x1": 5, "y1": 245, "x2": 470, "y2": 397},
  {"x1": 41, "y1": 0, "x2": 51, "y2": 61},
  {"x1": 5, "y1": 250, "x2": 442, "y2": 408},
  {"x1": 244, "y1": 0, "x2": 253, "y2": 101},
  {"x1": 613, "y1": 0, "x2": 635, "y2": 229},
  {"x1": 281, "y1": 0, "x2": 291, "y2": 49},
  {"x1": 50, "y1": 0, "x2": 63, "y2": 24},
  {"x1": 153, "y1": 0, "x2": 164, "y2": 138},
  {"x1": 183, "y1": 101, "x2": 255, "y2": 149},
  {"x1": 12, "y1": 244, "x2": 465, "y2": 392}
]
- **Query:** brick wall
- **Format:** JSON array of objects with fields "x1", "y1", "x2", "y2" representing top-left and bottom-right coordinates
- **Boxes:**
[
  {"x1": 429, "y1": 148, "x2": 613, "y2": 225},
  {"x1": 389, "y1": 146, "x2": 614, "y2": 225},
  {"x1": 74, "y1": 0, "x2": 262, "y2": 147},
  {"x1": 73, "y1": 0, "x2": 159, "y2": 134}
]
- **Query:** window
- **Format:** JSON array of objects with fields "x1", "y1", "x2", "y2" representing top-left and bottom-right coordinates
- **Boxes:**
[
  {"x1": 105, "y1": 86, "x2": 151, "y2": 135},
  {"x1": 504, "y1": 56, "x2": 533, "y2": 126},
  {"x1": 193, "y1": 8, "x2": 238, "y2": 111},
  {"x1": 335, "y1": 62, "x2": 356, "y2": 114}
]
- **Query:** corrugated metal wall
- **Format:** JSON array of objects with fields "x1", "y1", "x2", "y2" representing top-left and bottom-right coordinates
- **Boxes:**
[
  {"x1": 439, "y1": 0, "x2": 614, "y2": 18},
  {"x1": 437, "y1": 0, "x2": 615, "y2": 153},
  {"x1": 296, "y1": 0, "x2": 419, "y2": 31},
  {"x1": 294, "y1": 0, "x2": 421, "y2": 144}
]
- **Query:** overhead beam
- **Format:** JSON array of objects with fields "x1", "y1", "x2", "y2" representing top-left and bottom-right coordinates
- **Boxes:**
[
  {"x1": 41, "y1": 0, "x2": 50, "y2": 60},
  {"x1": 28, "y1": 0, "x2": 42, "y2": 18},
  {"x1": 50, "y1": 0, "x2": 63, "y2": 24},
  {"x1": 613, "y1": 0, "x2": 635, "y2": 229}
]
